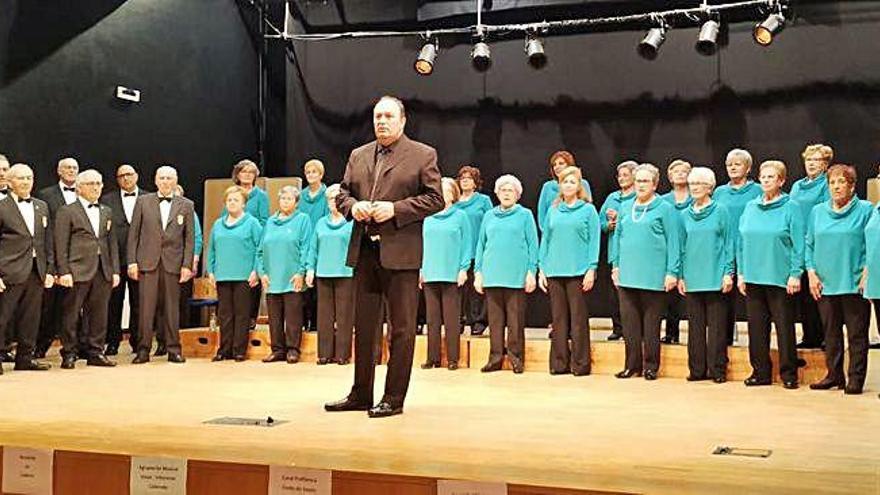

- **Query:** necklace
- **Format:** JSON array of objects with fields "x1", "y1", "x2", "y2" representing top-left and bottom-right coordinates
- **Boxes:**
[{"x1": 631, "y1": 201, "x2": 650, "y2": 222}]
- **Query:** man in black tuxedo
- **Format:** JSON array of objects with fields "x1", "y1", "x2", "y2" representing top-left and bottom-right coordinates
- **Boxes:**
[
  {"x1": 0, "y1": 154, "x2": 14, "y2": 364},
  {"x1": 54, "y1": 169, "x2": 121, "y2": 369},
  {"x1": 0, "y1": 164, "x2": 56, "y2": 375}
]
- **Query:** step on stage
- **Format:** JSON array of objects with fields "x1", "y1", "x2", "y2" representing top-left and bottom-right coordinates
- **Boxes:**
[{"x1": 0, "y1": 330, "x2": 878, "y2": 495}]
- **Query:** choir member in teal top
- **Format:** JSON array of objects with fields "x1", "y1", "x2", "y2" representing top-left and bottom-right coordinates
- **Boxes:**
[
  {"x1": 231, "y1": 159, "x2": 270, "y2": 333},
  {"x1": 419, "y1": 178, "x2": 472, "y2": 370},
  {"x1": 537, "y1": 166, "x2": 599, "y2": 375},
  {"x1": 306, "y1": 184, "x2": 355, "y2": 365},
  {"x1": 660, "y1": 159, "x2": 692, "y2": 344},
  {"x1": 455, "y1": 165, "x2": 492, "y2": 336},
  {"x1": 537, "y1": 150, "x2": 593, "y2": 231},
  {"x1": 805, "y1": 165, "x2": 871, "y2": 394},
  {"x1": 474, "y1": 174, "x2": 538, "y2": 374},
  {"x1": 296, "y1": 159, "x2": 329, "y2": 337},
  {"x1": 207, "y1": 186, "x2": 263, "y2": 362},
  {"x1": 678, "y1": 167, "x2": 734, "y2": 383},
  {"x1": 790, "y1": 144, "x2": 833, "y2": 349},
  {"x1": 257, "y1": 186, "x2": 313, "y2": 364},
  {"x1": 736, "y1": 160, "x2": 802, "y2": 389},
  {"x1": 598, "y1": 160, "x2": 636, "y2": 340},
  {"x1": 610, "y1": 164, "x2": 680, "y2": 381}
]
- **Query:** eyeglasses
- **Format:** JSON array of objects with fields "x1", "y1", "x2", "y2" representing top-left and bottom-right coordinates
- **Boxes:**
[{"x1": 117, "y1": 172, "x2": 136, "y2": 178}]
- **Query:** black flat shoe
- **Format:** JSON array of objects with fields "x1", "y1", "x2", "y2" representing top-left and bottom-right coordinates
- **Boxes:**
[
  {"x1": 809, "y1": 377, "x2": 845, "y2": 390},
  {"x1": 447, "y1": 362, "x2": 459, "y2": 370},
  {"x1": 87, "y1": 354, "x2": 116, "y2": 367},
  {"x1": 713, "y1": 376, "x2": 727, "y2": 384},
  {"x1": 368, "y1": 401, "x2": 403, "y2": 418},
  {"x1": 15, "y1": 359, "x2": 51, "y2": 371},
  {"x1": 0, "y1": 350, "x2": 16, "y2": 363},
  {"x1": 470, "y1": 325, "x2": 486, "y2": 336},
  {"x1": 153, "y1": 345, "x2": 167, "y2": 357},
  {"x1": 324, "y1": 397, "x2": 371, "y2": 412},
  {"x1": 421, "y1": 361, "x2": 440, "y2": 369},
  {"x1": 262, "y1": 352, "x2": 286, "y2": 363},
  {"x1": 844, "y1": 384, "x2": 863, "y2": 395},
  {"x1": 644, "y1": 370, "x2": 658, "y2": 381},
  {"x1": 211, "y1": 353, "x2": 228, "y2": 362},
  {"x1": 744, "y1": 376, "x2": 771, "y2": 386},
  {"x1": 510, "y1": 358, "x2": 524, "y2": 374},
  {"x1": 61, "y1": 355, "x2": 77, "y2": 369},
  {"x1": 167, "y1": 353, "x2": 186, "y2": 364},
  {"x1": 615, "y1": 369, "x2": 641, "y2": 379},
  {"x1": 549, "y1": 369, "x2": 571, "y2": 375},
  {"x1": 572, "y1": 369, "x2": 591, "y2": 376},
  {"x1": 132, "y1": 352, "x2": 150, "y2": 364},
  {"x1": 606, "y1": 333, "x2": 623, "y2": 341},
  {"x1": 286, "y1": 351, "x2": 300, "y2": 364},
  {"x1": 481, "y1": 361, "x2": 503, "y2": 373},
  {"x1": 336, "y1": 358, "x2": 350, "y2": 365},
  {"x1": 783, "y1": 380, "x2": 799, "y2": 390},
  {"x1": 660, "y1": 335, "x2": 679, "y2": 344},
  {"x1": 317, "y1": 358, "x2": 330, "y2": 365},
  {"x1": 233, "y1": 355, "x2": 246, "y2": 362},
  {"x1": 686, "y1": 374, "x2": 708, "y2": 382}
]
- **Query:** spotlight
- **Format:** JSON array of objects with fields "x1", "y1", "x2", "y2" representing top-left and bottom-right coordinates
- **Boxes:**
[
  {"x1": 414, "y1": 41, "x2": 437, "y2": 76},
  {"x1": 754, "y1": 12, "x2": 785, "y2": 46},
  {"x1": 524, "y1": 35, "x2": 546, "y2": 68},
  {"x1": 471, "y1": 41, "x2": 491, "y2": 71},
  {"x1": 637, "y1": 26, "x2": 666, "y2": 60},
  {"x1": 696, "y1": 19, "x2": 720, "y2": 56}
]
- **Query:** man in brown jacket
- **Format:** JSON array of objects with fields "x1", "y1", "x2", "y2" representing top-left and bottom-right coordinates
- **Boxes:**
[{"x1": 324, "y1": 95, "x2": 443, "y2": 418}]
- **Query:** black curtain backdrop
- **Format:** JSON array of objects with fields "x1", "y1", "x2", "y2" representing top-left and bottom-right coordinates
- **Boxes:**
[{"x1": 285, "y1": 2, "x2": 880, "y2": 326}]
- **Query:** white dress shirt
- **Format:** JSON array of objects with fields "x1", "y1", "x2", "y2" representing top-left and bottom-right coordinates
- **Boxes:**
[
  {"x1": 159, "y1": 195, "x2": 173, "y2": 229},
  {"x1": 11, "y1": 192, "x2": 36, "y2": 238},
  {"x1": 59, "y1": 181, "x2": 77, "y2": 205},
  {"x1": 78, "y1": 197, "x2": 100, "y2": 237},
  {"x1": 121, "y1": 187, "x2": 138, "y2": 223}
]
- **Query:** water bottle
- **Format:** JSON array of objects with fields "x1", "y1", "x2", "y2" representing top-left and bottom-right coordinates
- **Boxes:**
[{"x1": 209, "y1": 312, "x2": 218, "y2": 332}]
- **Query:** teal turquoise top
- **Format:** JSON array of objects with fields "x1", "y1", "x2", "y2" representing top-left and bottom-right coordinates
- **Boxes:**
[
  {"x1": 805, "y1": 197, "x2": 872, "y2": 296},
  {"x1": 421, "y1": 207, "x2": 473, "y2": 283},
  {"x1": 680, "y1": 201, "x2": 734, "y2": 292},
  {"x1": 737, "y1": 194, "x2": 804, "y2": 288},
  {"x1": 600, "y1": 191, "x2": 635, "y2": 264},
  {"x1": 296, "y1": 183, "x2": 329, "y2": 226},
  {"x1": 862, "y1": 205, "x2": 880, "y2": 299},
  {"x1": 256, "y1": 212, "x2": 313, "y2": 294},
  {"x1": 207, "y1": 213, "x2": 263, "y2": 282},
  {"x1": 308, "y1": 214, "x2": 354, "y2": 278},
  {"x1": 454, "y1": 192, "x2": 493, "y2": 259},
  {"x1": 475, "y1": 204, "x2": 539, "y2": 288},
  {"x1": 538, "y1": 200, "x2": 600, "y2": 277},
  {"x1": 661, "y1": 190, "x2": 693, "y2": 211},
  {"x1": 194, "y1": 214, "x2": 203, "y2": 257},
  {"x1": 790, "y1": 174, "x2": 830, "y2": 225},
  {"x1": 537, "y1": 178, "x2": 593, "y2": 231},
  {"x1": 611, "y1": 196, "x2": 681, "y2": 291},
  {"x1": 713, "y1": 181, "x2": 763, "y2": 231}
]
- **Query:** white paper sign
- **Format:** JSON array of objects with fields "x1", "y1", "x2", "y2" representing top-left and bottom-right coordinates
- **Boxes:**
[
  {"x1": 437, "y1": 480, "x2": 507, "y2": 495},
  {"x1": 268, "y1": 466, "x2": 331, "y2": 495},
  {"x1": 2, "y1": 446, "x2": 54, "y2": 495},
  {"x1": 130, "y1": 456, "x2": 187, "y2": 495}
]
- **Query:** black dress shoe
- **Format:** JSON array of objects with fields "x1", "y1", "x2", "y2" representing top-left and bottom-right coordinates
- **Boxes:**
[
  {"x1": 104, "y1": 345, "x2": 119, "y2": 356},
  {"x1": 510, "y1": 357, "x2": 524, "y2": 374},
  {"x1": 286, "y1": 351, "x2": 300, "y2": 364},
  {"x1": 481, "y1": 361, "x2": 503, "y2": 373},
  {"x1": 615, "y1": 369, "x2": 641, "y2": 379},
  {"x1": 167, "y1": 353, "x2": 186, "y2": 364},
  {"x1": 337, "y1": 358, "x2": 350, "y2": 365},
  {"x1": 233, "y1": 354, "x2": 246, "y2": 362},
  {"x1": 744, "y1": 376, "x2": 771, "y2": 386},
  {"x1": 324, "y1": 397, "x2": 371, "y2": 412},
  {"x1": 572, "y1": 369, "x2": 591, "y2": 376},
  {"x1": 809, "y1": 377, "x2": 845, "y2": 390},
  {"x1": 368, "y1": 401, "x2": 403, "y2": 418},
  {"x1": 606, "y1": 333, "x2": 623, "y2": 341},
  {"x1": 782, "y1": 380, "x2": 799, "y2": 390},
  {"x1": 869, "y1": 342, "x2": 880, "y2": 350},
  {"x1": 660, "y1": 335, "x2": 679, "y2": 345},
  {"x1": 211, "y1": 353, "x2": 228, "y2": 362},
  {"x1": 153, "y1": 345, "x2": 167, "y2": 357},
  {"x1": 549, "y1": 369, "x2": 571, "y2": 375},
  {"x1": 87, "y1": 354, "x2": 116, "y2": 367},
  {"x1": 132, "y1": 352, "x2": 150, "y2": 364},
  {"x1": 61, "y1": 355, "x2": 77, "y2": 369},
  {"x1": 317, "y1": 358, "x2": 330, "y2": 365},
  {"x1": 14, "y1": 359, "x2": 51, "y2": 371},
  {"x1": 448, "y1": 362, "x2": 459, "y2": 370},
  {"x1": 470, "y1": 324, "x2": 486, "y2": 336},
  {"x1": 644, "y1": 370, "x2": 658, "y2": 381},
  {"x1": 686, "y1": 374, "x2": 709, "y2": 382},
  {"x1": 263, "y1": 352, "x2": 286, "y2": 363},
  {"x1": 713, "y1": 376, "x2": 727, "y2": 384},
  {"x1": 421, "y1": 361, "x2": 440, "y2": 369},
  {"x1": 844, "y1": 384, "x2": 863, "y2": 395},
  {"x1": 0, "y1": 350, "x2": 15, "y2": 363}
]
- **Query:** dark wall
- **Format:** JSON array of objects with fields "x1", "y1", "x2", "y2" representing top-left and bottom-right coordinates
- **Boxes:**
[{"x1": 285, "y1": 2, "x2": 880, "y2": 325}]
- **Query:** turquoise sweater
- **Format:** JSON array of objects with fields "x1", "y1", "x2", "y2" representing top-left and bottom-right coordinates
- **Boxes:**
[
  {"x1": 737, "y1": 194, "x2": 804, "y2": 288},
  {"x1": 207, "y1": 213, "x2": 263, "y2": 282},
  {"x1": 475, "y1": 205, "x2": 539, "y2": 288},
  {"x1": 194, "y1": 214, "x2": 203, "y2": 257},
  {"x1": 454, "y1": 192, "x2": 493, "y2": 260},
  {"x1": 309, "y1": 215, "x2": 354, "y2": 278},
  {"x1": 713, "y1": 181, "x2": 763, "y2": 230},
  {"x1": 611, "y1": 196, "x2": 681, "y2": 291},
  {"x1": 805, "y1": 198, "x2": 872, "y2": 296},
  {"x1": 680, "y1": 201, "x2": 734, "y2": 292},
  {"x1": 296, "y1": 183, "x2": 329, "y2": 226},
  {"x1": 421, "y1": 208, "x2": 473, "y2": 283},
  {"x1": 600, "y1": 191, "x2": 635, "y2": 264},
  {"x1": 790, "y1": 175, "x2": 830, "y2": 225},
  {"x1": 863, "y1": 205, "x2": 880, "y2": 299},
  {"x1": 537, "y1": 178, "x2": 593, "y2": 231},
  {"x1": 538, "y1": 200, "x2": 600, "y2": 277},
  {"x1": 256, "y1": 212, "x2": 313, "y2": 294},
  {"x1": 661, "y1": 190, "x2": 693, "y2": 211}
]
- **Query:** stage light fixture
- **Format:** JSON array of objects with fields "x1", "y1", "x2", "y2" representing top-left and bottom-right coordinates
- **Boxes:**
[
  {"x1": 471, "y1": 41, "x2": 492, "y2": 71},
  {"x1": 696, "y1": 19, "x2": 720, "y2": 56},
  {"x1": 753, "y1": 12, "x2": 785, "y2": 46},
  {"x1": 637, "y1": 26, "x2": 666, "y2": 60},
  {"x1": 414, "y1": 41, "x2": 438, "y2": 76},
  {"x1": 524, "y1": 35, "x2": 547, "y2": 68}
]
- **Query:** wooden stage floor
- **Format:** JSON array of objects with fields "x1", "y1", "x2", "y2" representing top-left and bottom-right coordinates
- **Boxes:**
[{"x1": 1, "y1": 340, "x2": 879, "y2": 495}]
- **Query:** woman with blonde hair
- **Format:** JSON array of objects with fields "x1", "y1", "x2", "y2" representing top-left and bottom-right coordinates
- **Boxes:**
[{"x1": 537, "y1": 151, "x2": 593, "y2": 231}]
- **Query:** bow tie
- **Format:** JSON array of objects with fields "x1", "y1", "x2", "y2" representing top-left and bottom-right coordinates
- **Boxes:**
[
  {"x1": 62, "y1": 186, "x2": 76, "y2": 192},
  {"x1": 87, "y1": 203, "x2": 99, "y2": 208},
  {"x1": 159, "y1": 197, "x2": 173, "y2": 203},
  {"x1": 18, "y1": 197, "x2": 32, "y2": 203},
  {"x1": 378, "y1": 146, "x2": 392, "y2": 156},
  {"x1": 123, "y1": 192, "x2": 136, "y2": 197}
]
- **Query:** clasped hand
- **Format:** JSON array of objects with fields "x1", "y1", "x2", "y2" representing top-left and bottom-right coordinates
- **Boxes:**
[{"x1": 351, "y1": 201, "x2": 395, "y2": 223}]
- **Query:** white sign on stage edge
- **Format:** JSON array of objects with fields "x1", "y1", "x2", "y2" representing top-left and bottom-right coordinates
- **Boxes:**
[
  {"x1": 2, "y1": 446, "x2": 54, "y2": 495},
  {"x1": 130, "y1": 456, "x2": 187, "y2": 495},
  {"x1": 437, "y1": 479, "x2": 508, "y2": 495},
  {"x1": 268, "y1": 466, "x2": 331, "y2": 495}
]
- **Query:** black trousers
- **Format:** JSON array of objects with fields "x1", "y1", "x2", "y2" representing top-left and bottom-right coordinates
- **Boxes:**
[
  {"x1": 0, "y1": 264, "x2": 43, "y2": 361},
  {"x1": 216, "y1": 281, "x2": 252, "y2": 357},
  {"x1": 60, "y1": 276, "x2": 113, "y2": 358},
  {"x1": 316, "y1": 277, "x2": 355, "y2": 361},
  {"x1": 796, "y1": 272, "x2": 823, "y2": 346},
  {"x1": 664, "y1": 292, "x2": 685, "y2": 339},
  {"x1": 461, "y1": 263, "x2": 487, "y2": 331},
  {"x1": 302, "y1": 286, "x2": 317, "y2": 331},
  {"x1": 267, "y1": 291, "x2": 303, "y2": 355},
  {"x1": 36, "y1": 285, "x2": 62, "y2": 354},
  {"x1": 485, "y1": 287, "x2": 526, "y2": 365},
  {"x1": 618, "y1": 287, "x2": 667, "y2": 373},
  {"x1": 721, "y1": 275, "x2": 746, "y2": 345},
  {"x1": 818, "y1": 295, "x2": 870, "y2": 387},
  {"x1": 107, "y1": 271, "x2": 139, "y2": 350},
  {"x1": 609, "y1": 285, "x2": 623, "y2": 336},
  {"x1": 745, "y1": 283, "x2": 798, "y2": 382},
  {"x1": 685, "y1": 291, "x2": 728, "y2": 379},
  {"x1": 547, "y1": 276, "x2": 591, "y2": 374},
  {"x1": 349, "y1": 239, "x2": 420, "y2": 408},
  {"x1": 423, "y1": 282, "x2": 461, "y2": 364},
  {"x1": 138, "y1": 261, "x2": 182, "y2": 354}
]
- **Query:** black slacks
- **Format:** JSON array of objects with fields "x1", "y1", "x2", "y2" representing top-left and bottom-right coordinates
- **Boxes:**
[
  {"x1": 485, "y1": 287, "x2": 526, "y2": 365},
  {"x1": 745, "y1": 283, "x2": 798, "y2": 382},
  {"x1": 60, "y1": 276, "x2": 113, "y2": 358},
  {"x1": 266, "y1": 291, "x2": 303, "y2": 355},
  {"x1": 609, "y1": 285, "x2": 623, "y2": 336},
  {"x1": 0, "y1": 264, "x2": 43, "y2": 361},
  {"x1": 664, "y1": 292, "x2": 685, "y2": 339},
  {"x1": 302, "y1": 286, "x2": 317, "y2": 331},
  {"x1": 818, "y1": 294, "x2": 870, "y2": 387},
  {"x1": 349, "y1": 239, "x2": 420, "y2": 408},
  {"x1": 721, "y1": 275, "x2": 746, "y2": 345},
  {"x1": 796, "y1": 272, "x2": 823, "y2": 346},
  {"x1": 461, "y1": 263, "x2": 487, "y2": 331},
  {"x1": 423, "y1": 282, "x2": 461, "y2": 364},
  {"x1": 547, "y1": 276, "x2": 591, "y2": 375},
  {"x1": 107, "y1": 271, "x2": 139, "y2": 350},
  {"x1": 138, "y1": 261, "x2": 182, "y2": 354},
  {"x1": 685, "y1": 291, "x2": 728, "y2": 379},
  {"x1": 216, "y1": 281, "x2": 252, "y2": 357},
  {"x1": 316, "y1": 277, "x2": 355, "y2": 361},
  {"x1": 36, "y1": 285, "x2": 62, "y2": 354},
  {"x1": 618, "y1": 287, "x2": 667, "y2": 373}
]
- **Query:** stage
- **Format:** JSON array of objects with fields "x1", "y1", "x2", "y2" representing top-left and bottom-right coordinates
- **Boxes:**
[{"x1": 0, "y1": 330, "x2": 878, "y2": 495}]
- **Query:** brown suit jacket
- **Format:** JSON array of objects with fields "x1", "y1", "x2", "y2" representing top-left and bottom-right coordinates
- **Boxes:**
[
  {"x1": 126, "y1": 193, "x2": 195, "y2": 274},
  {"x1": 0, "y1": 195, "x2": 54, "y2": 284},
  {"x1": 336, "y1": 134, "x2": 443, "y2": 270},
  {"x1": 54, "y1": 200, "x2": 120, "y2": 282}
]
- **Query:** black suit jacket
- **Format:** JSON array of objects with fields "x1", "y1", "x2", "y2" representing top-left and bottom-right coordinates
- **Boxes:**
[
  {"x1": 54, "y1": 201, "x2": 119, "y2": 282},
  {"x1": 127, "y1": 193, "x2": 195, "y2": 274},
  {"x1": 101, "y1": 188, "x2": 149, "y2": 270},
  {"x1": 36, "y1": 183, "x2": 72, "y2": 219},
  {"x1": 0, "y1": 195, "x2": 54, "y2": 284}
]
